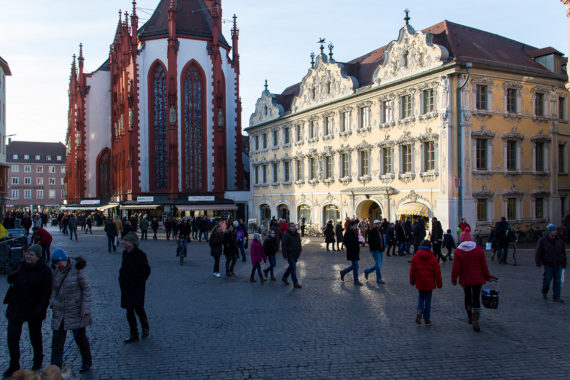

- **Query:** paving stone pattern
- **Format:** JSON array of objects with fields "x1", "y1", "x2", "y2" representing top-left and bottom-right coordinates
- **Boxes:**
[{"x1": 0, "y1": 227, "x2": 569, "y2": 379}]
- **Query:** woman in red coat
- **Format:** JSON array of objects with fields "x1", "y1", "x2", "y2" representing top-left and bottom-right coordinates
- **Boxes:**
[
  {"x1": 451, "y1": 228, "x2": 497, "y2": 332},
  {"x1": 410, "y1": 240, "x2": 442, "y2": 326},
  {"x1": 250, "y1": 233, "x2": 267, "y2": 283}
]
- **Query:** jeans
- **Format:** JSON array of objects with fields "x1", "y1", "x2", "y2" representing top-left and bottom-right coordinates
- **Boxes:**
[
  {"x1": 497, "y1": 242, "x2": 509, "y2": 263},
  {"x1": 7, "y1": 318, "x2": 44, "y2": 369},
  {"x1": 51, "y1": 322, "x2": 91, "y2": 368},
  {"x1": 340, "y1": 260, "x2": 360, "y2": 283},
  {"x1": 237, "y1": 241, "x2": 246, "y2": 260},
  {"x1": 397, "y1": 241, "x2": 405, "y2": 256},
  {"x1": 41, "y1": 242, "x2": 51, "y2": 262},
  {"x1": 365, "y1": 251, "x2": 383, "y2": 281},
  {"x1": 404, "y1": 241, "x2": 411, "y2": 255},
  {"x1": 265, "y1": 255, "x2": 276, "y2": 277},
  {"x1": 213, "y1": 255, "x2": 220, "y2": 273},
  {"x1": 226, "y1": 254, "x2": 237, "y2": 274},
  {"x1": 542, "y1": 265, "x2": 563, "y2": 299},
  {"x1": 464, "y1": 284, "x2": 482, "y2": 309},
  {"x1": 200, "y1": 230, "x2": 209, "y2": 242},
  {"x1": 433, "y1": 242, "x2": 443, "y2": 262},
  {"x1": 166, "y1": 229, "x2": 171, "y2": 240},
  {"x1": 107, "y1": 236, "x2": 116, "y2": 252},
  {"x1": 126, "y1": 306, "x2": 149, "y2": 336},
  {"x1": 141, "y1": 230, "x2": 148, "y2": 240},
  {"x1": 251, "y1": 263, "x2": 263, "y2": 279},
  {"x1": 152, "y1": 229, "x2": 158, "y2": 240},
  {"x1": 417, "y1": 290, "x2": 433, "y2": 320},
  {"x1": 70, "y1": 227, "x2": 77, "y2": 240},
  {"x1": 283, "y1": 257, "x2": 299, "y2": 284}
]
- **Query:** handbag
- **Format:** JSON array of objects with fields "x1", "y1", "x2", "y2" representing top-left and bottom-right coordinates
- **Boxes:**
[
  {"x1": 481, "y1": 280, "x2": 499, "y2": 309},
  {"x1": 485, "y1": 242, "x2": 492, "y2": 251},
  {"x1": 3, "y1": 285, "x2": 14, "y2": 305}
]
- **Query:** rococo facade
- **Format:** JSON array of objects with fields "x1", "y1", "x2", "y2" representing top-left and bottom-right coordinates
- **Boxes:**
[{"x1": 246, "y1": 19, "x2": 570, "y2": 234}]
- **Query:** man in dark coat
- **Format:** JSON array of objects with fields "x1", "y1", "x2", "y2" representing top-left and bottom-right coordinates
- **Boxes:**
[
  {"x1": 535, "y1": 224, "x2": 567, "y2": 302},
  {"x1": 364, "y1": 220, "x2": 386, "y2": 283},
  {"x1": 340, "y1": 220, "x2": 363, "y2": 286},
  {"x1": 119, "y1": 232, "x2": 151, "y2": 343},
  {"x1": 430, "y1": 217, "x2": 444, "y2": 262},
  {"x1": 495, "y1": 217, "x2": 509, "y2": 264},
  {"x1": 412, "y1": 217, "x2": 426, "y2": 255},
  {"x1": 281, "y1": 222, "x2": 303, "y2": 288},
  {"x1": 4, "y1": 245, "x2": 52, "y2": 377},
  {"x1": 104, "y1": 218, "x2": 118, "y2": 252}
]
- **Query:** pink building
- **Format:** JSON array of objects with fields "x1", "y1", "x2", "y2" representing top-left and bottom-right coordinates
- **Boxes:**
[{"x1": 6, "y1": 141, "x2": 67, "y2": 212}]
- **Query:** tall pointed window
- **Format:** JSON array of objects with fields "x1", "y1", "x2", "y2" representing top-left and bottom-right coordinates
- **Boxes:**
[
  {"x1": 150, "y1": 64, "x2": 168, "y2": 190},
  {"x1": 182, "y1": 63, "x2": 205, "y2": 191}
]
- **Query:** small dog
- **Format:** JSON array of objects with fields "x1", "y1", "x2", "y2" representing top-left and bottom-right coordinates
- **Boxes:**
[{"x1": 10, "y1": 366, "x2": 70, "y2": 380}]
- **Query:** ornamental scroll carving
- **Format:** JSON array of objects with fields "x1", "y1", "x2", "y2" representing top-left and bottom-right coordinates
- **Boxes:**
[
  {"x1": 291, "y1": 53, "x2": 358, "y2": 113},
  {"x1": 372, "y1": 24, "x2": 449, "y2": 86},
  {"x1": 249, "y1": 89, "x2": 284, "y2": 126}
]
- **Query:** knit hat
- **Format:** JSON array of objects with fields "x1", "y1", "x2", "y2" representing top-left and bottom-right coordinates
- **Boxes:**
[
  {"x1": 26, "y1": 244, "x2": 43, "y2": 259},
  {"x1": 122, "y1": 231, "x2": 140, "y2": 246},
  {"x1": 460, "y1": 230, "x2": 473, "y2": 242},
  {"x1": 253, "y1": 232, "x2": 261, "y2": 239},
  {"x1": 233, "y1": 221, "x2": 239, "y2": 228},
  {"x1": 547, "y1": 224, "x2": 557, "y2": 233},
  {"x1": 373, "y1": 220, "x2": 381, "y2": 224},
  {"x1": 51, "y1": 248, "x2": 68, "y2": 262}
]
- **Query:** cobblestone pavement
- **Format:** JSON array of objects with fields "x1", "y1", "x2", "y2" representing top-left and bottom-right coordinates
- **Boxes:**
[{"x1": 1, "y1": 226, "x2": 569, "y2": 379}]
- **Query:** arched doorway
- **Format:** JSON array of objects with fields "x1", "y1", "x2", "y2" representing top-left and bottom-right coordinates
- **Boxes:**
[
  {"x1": 259, "y1": 204, "x2": 271, "y2": 225},
  {"x1": 355, "y1": 200, "x2": 383, "y2": 221},
  {"x1": 277, "y1": 204, "x2": 290, "y2": 221},
  {"x1": 97, "y1": 149, "x2": 111, "y2": 200},
  {"x1": 297, "y1": 204, "x2": 312, "y2": 224},
  {"x1": 322, "y1": 204, "x2": 340, "y2": 225}
]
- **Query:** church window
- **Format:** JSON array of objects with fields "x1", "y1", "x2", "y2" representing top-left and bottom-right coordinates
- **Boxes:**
[
  {"x1": 150, "y1": 64, "x2": 168, "y2": 190},
  {"x1": 182, "y1": 63, "x2": 205, "y2": 191}
]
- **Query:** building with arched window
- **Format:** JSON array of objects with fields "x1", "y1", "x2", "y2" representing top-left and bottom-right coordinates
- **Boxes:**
[
  {"x1": 65, "y1": 0, "x2": 248, "y2": 218},
  {"x1": 247, "y1": 17, "x2": 570, "y2": 235}
]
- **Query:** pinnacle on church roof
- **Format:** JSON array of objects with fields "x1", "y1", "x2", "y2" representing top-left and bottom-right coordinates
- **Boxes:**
[{"x1": 404, "y1": 9, "x2": 410, "y2": 26}]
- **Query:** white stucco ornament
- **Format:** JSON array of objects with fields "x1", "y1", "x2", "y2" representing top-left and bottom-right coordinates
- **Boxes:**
[
  {"x1": 373, "y1": 24, "x2": 449, "y2": 86},
  {"x1": 249, "y1": 87, "x2": 284, "y2": 126},
  {"x1": 291, "y1": 53, "x2": 358, "y2": 113}
]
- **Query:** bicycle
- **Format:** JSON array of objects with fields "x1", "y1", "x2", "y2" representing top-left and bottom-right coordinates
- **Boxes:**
[{"x1": 176, "y1": 235, "x2": 187, "y2": 265}]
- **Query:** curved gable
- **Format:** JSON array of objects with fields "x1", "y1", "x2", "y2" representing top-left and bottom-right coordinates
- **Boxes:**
[{"x1": 249, "y1": 89, "x2": 284, "y2": 126}]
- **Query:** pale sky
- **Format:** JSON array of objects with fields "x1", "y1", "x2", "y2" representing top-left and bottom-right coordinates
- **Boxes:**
[{"x1": 0, "y1": 0, "x2": 567, "y2": 143}]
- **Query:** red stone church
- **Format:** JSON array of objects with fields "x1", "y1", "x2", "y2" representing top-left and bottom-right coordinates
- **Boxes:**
[{"x1": 65, "y1": 0, "x2": 248, "y2": 216}]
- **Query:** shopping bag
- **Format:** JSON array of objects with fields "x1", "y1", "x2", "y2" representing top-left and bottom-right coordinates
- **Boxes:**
[
  {"x1": 481, "y1": 280, "x2": 499, "y2": 309},
  {"x1": 485, "y1": 242, "x2": 492, "y2": 251},
  {"x1": 114, "y1": 236, "x2": 118, "y2": 246}
]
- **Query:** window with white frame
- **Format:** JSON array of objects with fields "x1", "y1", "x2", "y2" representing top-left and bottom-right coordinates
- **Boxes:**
[
  {"x1": 476, "y1": 85, "x2": 488, "y2": 110},
  {"x1": 309, "y1": 157, "x2": 317, "y2": 180},
  {"x1": 57, "y1": 156, "x2": 63, "y2": 161},
  {"x1": 422, "y1": 89, "x2": 434, "y2": 114},
  {"x1": 11, "y1": 177, "x2": 18, "y2": 185},
  {"x1": 36, "y1": 165, "x2": 43, "y2": 173},
  {"x1": 254, "y1": 135, "x2": 260, "y2": 151},
  {"x1": 262, "y1": 164, "x2": 268, "y2": 184},
  {"x1": 295, "y1": 125, "x2": 302, "y2": 142},
  {"x1": 324, "y1": 116, "x2": 332, "y2": 136},
  {"x1": 49, "y1": 177, "x2": 55, "y2": 185},
  {"x1": 11, "y1": 164, "x2": 18, "y2": 172},
  {"x1": 61, "y1": 189, "x2": 66, "y2": 198},
  {"x1": 48, "y1": 189, "x2": 56, "y2": 199},
  {"x1": 283, "y1": 127, "x2": 290, "y2": 145},
  {"x1": 48, "y1": 165, "x2": 56, "y2": 173},
  {"x1": 400, "y1": 94, "x2": 412, "y2": 119},
  {"x1": 272, "y1": 162, "x2": 279, "y2": 183},
  {"x1": 254, "y1": 166, "x2": 260, "y2": 185},
  {"x1": 475, "y1": 139, "x2": 488, "y2": 170},
  {"x1": 36, "y1": 177, "x2": 43, "y2": 185},
  {"x1": 381, "y1": 147, "x2": 392, "y2": 175},
  {"x1": 381, "y1": 100, "x2": 390, "y2": 123},
  {"x1": 11, "y1": 190, "x2": 18, "y2": 200},
  {"x1": 535, "y1": 92, "x2": 545, "y2": 117},
  {"x1": 61, "y1": 178, "x2": 65, "y2": 185},
  {"x1": 36, "y1": 190, "x2": 43, "y2": 199},
  {"x1": 535, "y1": 142, "x2": 545, "y2": 172},
  {"x1": 506, "y1": 140, "x2": 518, "y2": 171},
  {"x1": 359, "y1": 150, "x2": 370, "y2": 177},
  {"x1": 559, "y1": 96, "x2": 566, "y2": 120},
  {"x1": 506, "y1": 198, "x2": 518, "y2": 220},
  {"x1": 507, "y1": 88, "x2": 518, "y2": 113},
  {"x1": 401, "y1": 145, "x2": 412, "y2": 173},
  {"x1": 272, "y1": 130, "x2": 279, "y2": 147},
  {"x1": 60, "y1": 166, "x2": 65, "y2": 174},
  {"x1": 476, "y1": 199, "x2": 488, "y2": 221},
  {"x1": 295, "y1": 159, "x2": 303, "y2": 181},
  {"x1": 323, "y1": 155, "x2": 333, "y2": 180},
  {"x1": 423, "y1": 141, "x2": 435, "y2": 172},
  {"x1": 24, "y1": 165, "x2": 31, "y2": 173},
  {"x1": 559, "y1": 144, "x2": 567, "y2": 173},
  {"x1": 35, "y1": 155, "x2": 40, "y2": 160},
  {"x1": 283, "y1": 160, "x2": 290, "y2": 182},
  {"x1": 24, "y1": 189, "x2": 32, "y2": 199},
  {"x1": 340, "y1": 111, "x2": 350, "y2": 132},
  {"x1": 24, "y1": 154, "x2": 30, "y2": 160},
  {"x1": 46, "y1": 155, "x2": 52, "y2": 161},
  {"x1": 24, "y1": 177, "x2": 31, "y2": 185},
  {"x1": 340, "y1": 152, "x2": 350, "y2": 178},
  {"x1": 359, "y1": 107, "x2": 370, "y2": 129},
  {"x1": 262, "y1": 133, "x2": 268, "y2": 149},
  {"x1": 12, "y1": 154, "x2": 18, "y2": 159},
  {"x1": 535, "y1": 197, "x2": 545, "y2": 219},
  {"x1": 309, "y1": 120, "x2": 316, "y2": 139}
]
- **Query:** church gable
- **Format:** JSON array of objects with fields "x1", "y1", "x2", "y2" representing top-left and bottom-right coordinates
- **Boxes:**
[
  {"x1": 372, "y1": 24, "x2": 449, "y2": 86},
  {"x1": 249, "y1": 87, "x2": 284, "y2": 126},
  {"x1": 291, "y1": 53, "x2": 358, "y2": 113}
]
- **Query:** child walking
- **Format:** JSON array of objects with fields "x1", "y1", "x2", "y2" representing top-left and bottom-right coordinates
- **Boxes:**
[
  {"x1": 410, "y1": 240, "x2": 442, "y2": 326},
  {"x1": 250, "y1": 233, "x2": 267, "y2": 283},
  {"x1": 442, "y1": 229, "x2": 456, "y2": 262}
]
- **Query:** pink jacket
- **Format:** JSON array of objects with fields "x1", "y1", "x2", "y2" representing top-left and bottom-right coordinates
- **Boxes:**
[{"x1": 250, "y1": 239, "x2": 267, "y2": 266}]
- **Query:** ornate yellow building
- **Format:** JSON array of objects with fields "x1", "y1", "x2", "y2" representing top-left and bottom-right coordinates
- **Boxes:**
[{"x1": 246, "y1": 19, "x2": 569, "y2": 234}]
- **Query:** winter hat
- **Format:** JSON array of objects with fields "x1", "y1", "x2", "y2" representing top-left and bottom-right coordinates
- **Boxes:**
[
  {"x1": 26, "y1": 244, "x2": 43, "y2": 259},
  {"x1": 547, "y1": 224, "x2": 557, "y2": 233},
  {"x1": 460, "y1": 230, "x2": 473, "y2": 242},
  {"x1": 253, "y1": 232, "x2": 261, "y2": 240},
  {"x1": 233, "y1": 221, "x2": 239, "y2": 228},
  {"x1": 122, "y1": 231, "x2": 140, "y2": 246},
  {"x1": 373, "y1": 220, "x2": 381, "y2": 225},
  {"x1": 51, "y1": 248, "x2": 68, "y2": 262}
]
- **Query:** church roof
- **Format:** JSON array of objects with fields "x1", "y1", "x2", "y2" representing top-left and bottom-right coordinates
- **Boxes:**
[
  {"x1": 138, "y1": 0, "x2": 229, "y2": 48},
  {"x1": 270, "y1": 20, "x2": 567, "y2": 114}
]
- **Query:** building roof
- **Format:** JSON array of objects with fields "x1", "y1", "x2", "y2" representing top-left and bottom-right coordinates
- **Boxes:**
[
  {"x1": 0, "y1": 56, "x2": 11, "y2": 76},
  {"x1": 269, "y1": 20, "x2": 567, "y2": 114},
  {"x1": 138, "y1": 0, "x2": 230, "y2": 48},
  {"x1": 7, "y1": 141, "x2": 66, "y2": 164}
]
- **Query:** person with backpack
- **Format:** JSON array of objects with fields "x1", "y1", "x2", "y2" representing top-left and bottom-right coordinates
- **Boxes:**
[
  {"x1": 364, "y1": 220, "x2": 386, "y2": 284},
  {"x1": 410, "y1": 240, "x2": 442, "y2": 326}
]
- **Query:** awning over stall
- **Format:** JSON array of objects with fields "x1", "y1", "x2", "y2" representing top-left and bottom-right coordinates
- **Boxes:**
[
  {"x1": 97, "y1": 203, "x2": 119, "y2": 212},
  {"x1": 397, "y1": 202, "x2": 429, "y2": 217},
  {"x1": 175, "y1": 204, "x2": 238, "y2": 211},
  {"x1": 120, "y1": 204, "x2": 161, "y2": 210}
]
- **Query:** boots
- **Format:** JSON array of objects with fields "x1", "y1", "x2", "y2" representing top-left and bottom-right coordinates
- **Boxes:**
[
  {"x1": 466, "y1": 305, "x2": 473, "y2": 324},
  {"x1": 471, "y1": 308, "x2": 481, "y2": 332},
  {"x1": 250, "y1": 275, "x2": 256, "y2": 283},
  {"x1": 271, "y1": 274, "x2": 276, "y2": 281}
]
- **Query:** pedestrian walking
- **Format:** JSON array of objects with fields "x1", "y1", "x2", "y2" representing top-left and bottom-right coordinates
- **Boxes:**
[
  {"x1": 281, "y1": 222, "x2": 303, "y2": 288},
  {"x1": 49, "y1": 249, "x2": 93, "y2": 373},
  {"x1": 250, "y1": 233, "x2": 267, "y2": 283},
  {"x1": 3, "y1": 245, "x2": 52, "y2": 378},
  {"x1": 385, "y1": 223, "x2": 396, "y2": 256},
  {"x1": 68, "y1": 214, "x2": 79, "y2": 241},
  {"x1": 442, "y1": 229, "x2": 456, "y2": 262},
  {"x1": 104, "y1": 218, "x2": 118, "y2": 252},
  {"x1": 263, "y1": 229, "x2": 279, "y2": 281},
  {"x1": 209, "y1": 225, "x2": 224, "y2": 278},
  {"x1": 394, "y1": 220, "x2": 406, "y2": 256},
  {"x1": 495, "y1": 217, "x2": 509, "y2": 264},
  {"x1": 119, "y1": 232, "x2": 151, "y2": 343},
  {"x1": 32, "y1": 226, "x2": 52, "y2": 263},
  {"x1": 324, "y1": 220, "x2": 336, "y2": 252},
  {"x1": 340, "y1": 221, "x2": 363, "y2": 286},
  {"x1": 430, "y1": 217, "x2": 444, "y2": 263},
  {"x1": 364, "y1": 220, "x2": 386, "y2": 284},
  {"x1": 335, "y1": 221, "x2": 344, "y2": 251},
  {"x1": 451, "y1": 229, "x2": 497, "y2": 332},
  {"x1": 535, "y1": 224, "x2": 567, "y2": 302},
  {"x1": 299, "y1": 216, "x2": 306, "y2": 237},
  {"x1": 411, "y1": 217, "x2": 426, "y2": 256},
  {"x1": 151, "y1": 218, "x2": 159, "y2": 240},
  {"x1": 139, "y1": 216, "x2": 149, "y2": 240},
  {"x1": 234, "y1": 221, "x2": 247, "y2": 262},
  {"x1": 164, "y1": 217, "x2": 173, "y2": 240},
  {"x1": 410, "y1": 240, "x2": 442, "y2": 326},
  {"x1": 223, "y1": 225, "x2": 239, "y2": 277}
]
